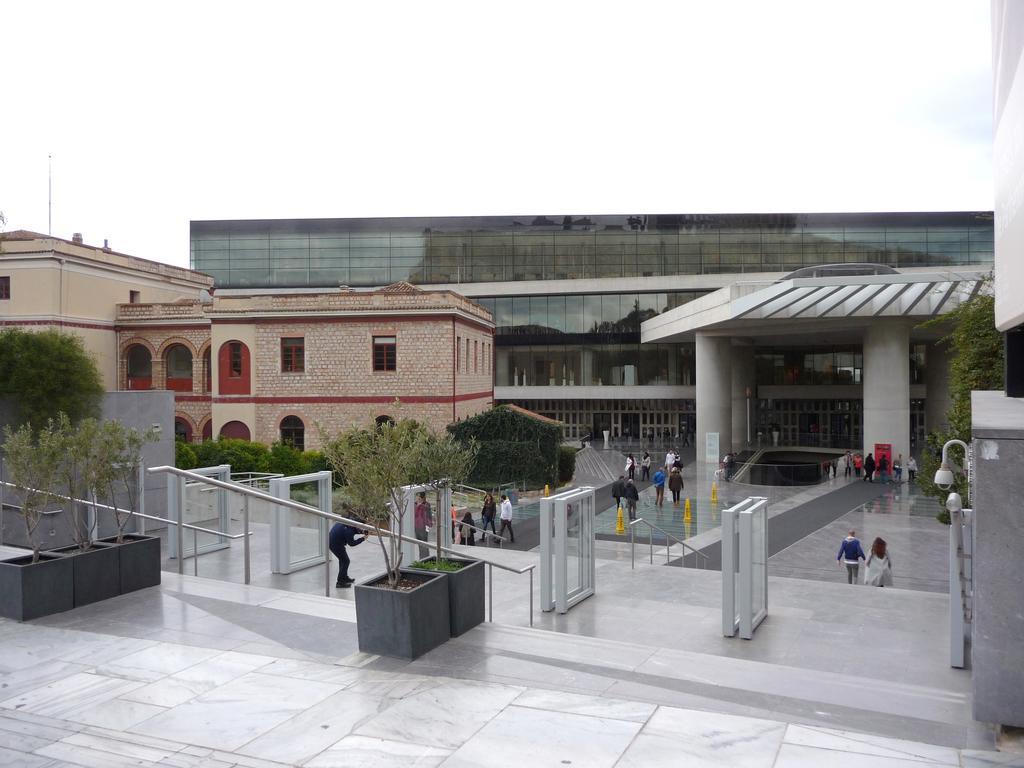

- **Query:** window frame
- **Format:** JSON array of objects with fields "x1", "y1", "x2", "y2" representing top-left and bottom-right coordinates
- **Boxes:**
[
  {"x1": 372, "y1": 335, "x2": 397, "y2": 372},
  {"x1": 0, "y1": 276, "x2": 10, "y2": 301},
  {"x1": 281, "y1": 336, "x2": 305, "y2": 373},
  {"x1": 228, "y1": 342, "x2": 244, "y2": 378}
]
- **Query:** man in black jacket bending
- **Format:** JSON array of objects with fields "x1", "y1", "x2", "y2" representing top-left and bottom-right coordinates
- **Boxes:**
[{"x1": 329, "y1": 521, "x2": 365, "y2": 588}]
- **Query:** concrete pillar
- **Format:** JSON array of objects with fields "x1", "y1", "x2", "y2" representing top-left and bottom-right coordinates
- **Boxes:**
[
  {"x1": 696, "y1": 333, "x2": 732, "y2": 463},
  {"x1": 731, "y1": 342, "x2": 756, "y2": 452},
  {"x1": 862, "y1": 323, "x2": 910, "y2": 459},
  {"x1": 924, "y1": 341, "x2": 951, "y2": 437}
]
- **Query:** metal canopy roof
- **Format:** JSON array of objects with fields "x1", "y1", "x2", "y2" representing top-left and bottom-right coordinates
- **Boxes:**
[{"x1": 640, "y1": 269, "x2": 989, "y2": 342}]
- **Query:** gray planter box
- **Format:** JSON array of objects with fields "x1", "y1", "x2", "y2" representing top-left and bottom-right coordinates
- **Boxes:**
[
  {"x1": 100, "y1": 534, "x2": 161, "y2": 594},
  {"x1": 354, "y1": 569, "x2": 450, "y2": 659},
  {"x1": 50, "y1": 542, "x2": 120, "y2": 608},
  {"x1": 0, "y1": 552, "x2": 74, "y2": 621},
  {"x1": 408, "y1": 557, "x2": 485, "y2": 637}
]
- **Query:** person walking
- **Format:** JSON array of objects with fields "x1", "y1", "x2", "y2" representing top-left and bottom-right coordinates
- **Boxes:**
[
  {"x1": 329, "y1": 520, "x2": 365, "y2": 588},
  {"x1": 664, "y1": 449, "x2": 676, "y2": 473},
  {"x1": 853, "y1": 453, "x2": 863, "y2": 478},
  {"x1": 864, "y1": 537, "x2": 894, "y2": 587},
  {"x1": 672, "y1": 451, "x2": 683, "y2": 472},
  {"x1": 863, "y1": 453, "x2": 875, "y2": 482},
  {"x1": 843, "y1": 451, "x2": 852, "y2": 478},
  {"x1": 641, "y1": 451, "x2": 651, "y2": 482},
  {"x1": 480, "y1": 492, "x2": 497, "y2": 536},
  {"x1": 877, "y1": 454, "x2": 889, "y2": 483},
  {"x1": 625, "y1": 454, "x2": 636, "y2": 481},
  {"x1": 907, "y1": 455, "x2": 918, "y2": 483},
  {"x1": 623, "y1": 477, "x2": 640, "y2": 521},
  {"x1": 653, "y1": 466, "x2": 666, "y2": 507},
  {"x1": 668, "y1": 466, "x2": 684, "y2": 506},
  {"x1": 611, "y1": 475, "x2": 625, "y2": 511},
  {"x1": 413, "y1": 492, "x2": 433, "y2": 559},
  {"x1": 893, "y1": 454, "x2": 903, "y2": 483},
  {"x1": 459, "y1": 509, "x2": 476, "y2": 546},
  {"x1": 498, "y1": 494, "x2": 515, "y2": 543},
  {"x1": 837, "y1": 529, "x2": 866, "y2": 584}
]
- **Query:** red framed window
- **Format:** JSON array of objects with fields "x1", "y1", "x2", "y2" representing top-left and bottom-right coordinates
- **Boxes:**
[
  {"x1": 280, "y1": 415, "x2": 305, "y2": 450},
  {"x1": 474, "y1": 340, "x2": 478, "y2": 373},
  {"x1": 373, "y1": 336, "x2": 396, "y2": 371},
  {"x1": 0, "y1": 277, "x2": 10, "y2": 300},
  {"x1": 465, "y1": 338, "x2": 470, "y2": 372},
  {"x1": 456, "y1": 336, "x2": 460, "y2": 372},
  {"x1": 281, "y1": 337, "x2": 305, "y2": 373},
  {"x1": 229, "y1": 342, "x2": 243, "y2": 377}
]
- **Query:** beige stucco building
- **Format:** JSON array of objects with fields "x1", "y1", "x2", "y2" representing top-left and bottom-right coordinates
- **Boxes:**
[{"x1": 0, "y1": 231, "x2": 494, "y2": 447}]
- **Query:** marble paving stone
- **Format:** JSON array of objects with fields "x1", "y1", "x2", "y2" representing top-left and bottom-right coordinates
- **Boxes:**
[
  {"x1": 69, "y1": 697, "x2": 168, "y2": 730},
  {"x1": 259, "y1": 595, "x2": 357, "y2": 623},
  {"x1": 0, "y1": 660, "x2": 92, "y2": 701},
  {"x1": 96, "y1": 643, "x2": 223, "y2": 682},
  {"x1": 130, "y1": 671, "x2": 343, "y2": 751},
  {"x1": 783, "y1": 724, "x2": 960, "y2": 764},
  {"x1": 236, "y1": 689, "x2": 393, "y2": 765},
  {"x1": 961, "y1": 751, "x2": 1024, "y2": 767},
  {"x1": 0, "y1": 672, "x2": 143, "y2": 718},
  {"x1": 343, "y1": 676, "x2": 442, "y2": 701},
  {"x1": 304, "y1": 735, "x2": 450, "y2": 768},
  {"x1": 121, "y1": 650, "x2": 277, "y2": 707},
  {"x1": 80, "y1": 724, "x2": 187, "y2": 753},
  {"x1": 460, "y1": 653, "x2": 616, "y2": 695},
  {"x1": 443, "y1": 704, "x2": 641, "y2": 768},
  {"x1": 773, "y1": 743, "x2": 959, "y2": 767},
  {"x1": 511, "y1": 688, "x2": 656, "y2": 723},
  {"x1": 256, "y1": 657, "x2": 363, "y2": 685},
  {"x1": 36, "y1": 740, "x2": 165, "y2": 768},
  {"x1": 138, "y1": 628, "x2": 246, "y2": 652},
  {"x1": 208, "y1": 750, "x2": 294, "y2": 768},
  {"x1": 0, "y1": 711, "x2": 78, "y2": 741},
  {"x1": 619, "y1": 706, "x2": 786, "y2": 768},
  {"x1": 0, "y1": 745, "x2": 54, "y2": 768},
  {"x1": 0, "y1": 724, "x2": 51, "y2": 753},
  {"x1": 62, "y1": 731, "x2": 176, "y2": 762},
  {"x1": 354, "y1": 679, "x2": 522, "y2": 750}
]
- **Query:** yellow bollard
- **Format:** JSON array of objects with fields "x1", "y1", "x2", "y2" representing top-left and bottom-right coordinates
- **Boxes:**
[
  {"x1": 544, "y1": 484, "x2": 550, "y2": 497},
  {"x1": 615, "y1": 504, "x2": 625, "y2": 535},
  {"x1": 684, "y1": 497, "x2": 692, "y2": 523},
  {"x1": 710, "y1": 482, "x2": 718, "y2": 504}
]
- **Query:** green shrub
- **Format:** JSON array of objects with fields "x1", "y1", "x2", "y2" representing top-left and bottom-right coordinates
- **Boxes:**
[
  {"x1": 449, "y1": 405, "x2": 561, "y2": 489},
  {"x1": 558, "y1": 445, "x2": 578, "y2": 483},
  {"x1": 192, "y1": 438, "x2": 270, "y2": 474},
  {"x1": 268, "y1": 441, "x2": 304, "y2": 476},
  {"x1": 300, "y1": 450, "x2": 330, "y2": 475},
  {"x1": 175, "y1": 440, "x2": 198, "y2": 470}
]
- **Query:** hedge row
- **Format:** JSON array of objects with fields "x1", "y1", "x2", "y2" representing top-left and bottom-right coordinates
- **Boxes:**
[
  {"x1": 558, "y1": 445, "x2": 578, "y2": 484},
  {"x1": 175, "y1": 438, "x2": 331, "y2": 478},
  {"x1": 449, "y1": 405, "x2": 563, "y2": 489}
]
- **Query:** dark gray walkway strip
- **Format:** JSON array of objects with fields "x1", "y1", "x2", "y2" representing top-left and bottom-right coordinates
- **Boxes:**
[{"x1": 675, "y1": 480, "x2": 892, "y2": 569}]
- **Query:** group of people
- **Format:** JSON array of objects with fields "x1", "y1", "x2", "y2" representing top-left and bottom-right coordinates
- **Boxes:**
[
  {"x1": 837, "y1": 451, "x2": 917, "y2": 483},
  {"x1": 614, "y1": 448, "x2": 688, "y2": 516},
  {"x1": 837, "y1": 529, "x2": 894, "y2": 587}
]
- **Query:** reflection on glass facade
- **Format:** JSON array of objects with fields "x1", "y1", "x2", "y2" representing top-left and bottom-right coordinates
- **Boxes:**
[
  {"x1": 756, "y1": 347, "x2": 865, "y2": 386},
  {"x1": 191, "y1": 212, "x2": 994, "y2": 288},
  {"x1": 496, "y1": 343, "x2": 694, "y2": 387},
  {"x1": 506, "y1": 399, "x2": 696, "y2": 440}
]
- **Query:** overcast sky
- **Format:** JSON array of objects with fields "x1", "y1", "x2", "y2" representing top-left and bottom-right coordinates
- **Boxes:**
[{"x1": 1, "y1": 0, "x2": 993, "y2": 269}]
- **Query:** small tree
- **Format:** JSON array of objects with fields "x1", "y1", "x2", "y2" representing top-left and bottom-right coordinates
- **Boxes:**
[
  {"x1": 58, "y1": 415, "x2": 103, "y2": 551},
  {"x1": 417, "y1": 430, "x2": 478, "y2": 562},
  {"x1": 92, "y1": 420, "x2": 157, "y2": 543},
  {"x1": 3, "y1": 419, "x2": 65, "y2": 562},
  {"x1": 0, "y1": 329, "x2": 104, "y2": 429},
  {"x1": 321, "y1": 419, "x2": 427, "y2": 588}
]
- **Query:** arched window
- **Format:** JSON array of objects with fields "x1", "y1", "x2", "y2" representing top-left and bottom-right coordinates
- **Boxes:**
[
  {"x1": 219, "y1": 421, "x2": 251, "y2": 440},
  {"x1": 280, "y1": 415, "x2": 305, "y2": 450},
  {"x1": 217, "y1": 341, "x2": 251, "y2": 395},
  {"x1": 165, "y1": 344, "x2": 194, "y2": 392},
  {"x1": 174, "y1": 417, "x2": 193, "y2": 442},
  {"x1": 126, "y1": 345, "x2": 152, "y2": 390},
  {"x1": 375, "y1": 414, "x2": 395, "y2": 430},
  {"x1": 200, "y1": 419, "x2": 213, "y2": 442}
]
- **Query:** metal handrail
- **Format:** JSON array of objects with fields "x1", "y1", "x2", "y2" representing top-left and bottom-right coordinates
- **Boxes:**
[
  {"x1": 629, "y1": 516, "x2": 709, "y2": 569},
  {"x1": 148, "y1": 465, "x2": 535, "y2": 626}
]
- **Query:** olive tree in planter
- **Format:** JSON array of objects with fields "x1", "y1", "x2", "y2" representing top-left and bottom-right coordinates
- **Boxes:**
[
  {"x1": 93, "y1": 420, "x2": 161, "y2": 595},
  {"x1": 408, "y1": 431, "x2": 483, "y2": 637},
  {"x1": 51, "y1": 417, "x2": 122, "y2": 607},
  {"x1": 322, "y1": 420, "x2": 451, "y2": 659},
  {"x1": 0, "y1": 419, "x2": 74, "y2": 620}
]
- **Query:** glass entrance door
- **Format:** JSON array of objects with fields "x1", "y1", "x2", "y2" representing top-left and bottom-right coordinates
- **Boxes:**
[
  {"x1": 540, "y1": 486, "x2": 596, "y2": 614},
  {"x1": 270, "y1": 471, "x2": 331, "y2": 574},
  {"x1": 167, "y1": 464, "x2": 232, "y2": 559}
]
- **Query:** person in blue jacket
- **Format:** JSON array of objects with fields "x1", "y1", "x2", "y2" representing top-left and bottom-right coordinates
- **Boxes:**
[
  {"x1": 329, "y1": 520, "x2": 366, "y2": 588},
  {"x1": 837, "y1": 529, "x2": 866, "y2": 584}
]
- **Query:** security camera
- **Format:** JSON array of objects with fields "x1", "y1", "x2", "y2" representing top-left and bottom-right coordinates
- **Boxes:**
[
  {"x1": 933, "y1": 463, "x2": 955, "y2": 490},
  {"x1": 945, "y1": 492, "x2": 963, "y2": 513}
]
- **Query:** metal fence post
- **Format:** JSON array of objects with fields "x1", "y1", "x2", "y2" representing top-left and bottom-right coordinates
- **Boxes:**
[
  {"x1": 176, "y1": 476, "x2": 185, "y2": 576},
  {"x1": 630, "y1": 524, "x2": 635, "y2": 570},
  {"x1": 529, "y1": 568, "x2": 534, "y2": 627},
  {"x1": 193, "y1": 528, "x2": 198, "y2": 576},
  {"x1": 488, "y1": 563, "x2": 493, "y2": 622},
  {"x1": 649, "y1": 528, "x2": 653, "y2": 564},
  {"x1": 243, "y1": 496, "x2": 251, "y2": 585}
]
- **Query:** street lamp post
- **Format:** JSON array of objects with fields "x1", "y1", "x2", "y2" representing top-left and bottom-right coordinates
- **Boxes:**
[{"x1": 934, "y1": 437, "x2": 972, "y2": 669}]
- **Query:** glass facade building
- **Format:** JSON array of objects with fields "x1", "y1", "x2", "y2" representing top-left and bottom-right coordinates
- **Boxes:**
[
  {"x1": 191, "y1": 212, "x2": 993, "y2": 289},
  {"x1": 191, "y1": 212, "x2": 993, "y2": 443}
]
